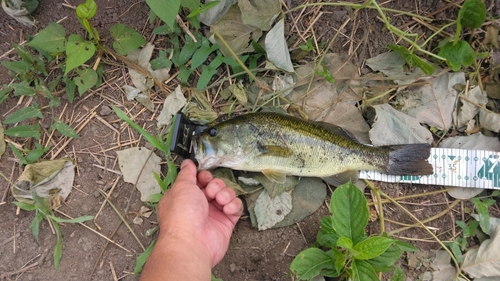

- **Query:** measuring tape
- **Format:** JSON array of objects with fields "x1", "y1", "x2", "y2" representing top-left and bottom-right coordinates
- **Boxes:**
[{"x1": 359, "y1": 148, "x2": 500, "y2": 189}]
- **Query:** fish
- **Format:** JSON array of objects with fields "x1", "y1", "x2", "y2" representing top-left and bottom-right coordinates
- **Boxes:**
[{"x1": 193, "y1": 112, "x2": 433, "y2": 184}]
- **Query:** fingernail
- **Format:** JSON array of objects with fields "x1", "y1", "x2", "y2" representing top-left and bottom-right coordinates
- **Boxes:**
[{"x1": 181, "y1": 160, "x2": 190, "y2": 169}]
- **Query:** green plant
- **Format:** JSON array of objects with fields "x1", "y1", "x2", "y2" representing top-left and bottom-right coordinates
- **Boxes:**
[
  {"x1": 290, "y1": 181, "x2": 416, "y2": 281},
  {"x1": 0, "y1": 0, "x2": 146, "y2": 164},
  {"x1": 14, "y1": 193, "x2": 93, "y2": 270}
]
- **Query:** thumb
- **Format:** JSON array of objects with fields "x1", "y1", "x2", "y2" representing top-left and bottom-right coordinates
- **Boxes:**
[{"x1": 173, "y1": 159, "x2": 198, "y2": 187}]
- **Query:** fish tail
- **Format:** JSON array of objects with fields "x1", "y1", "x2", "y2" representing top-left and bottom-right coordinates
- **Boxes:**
[{"x1": 384, "y1": 144, "x2": 433, "y2": 175}]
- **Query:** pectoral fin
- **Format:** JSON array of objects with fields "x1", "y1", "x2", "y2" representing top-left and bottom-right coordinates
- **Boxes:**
[
  {"x1": 262, "y1": 169, "x2": 287, "y2": 184},
  {"x1": 322, "y1": 170, "x2": 358, "y2": 187}
]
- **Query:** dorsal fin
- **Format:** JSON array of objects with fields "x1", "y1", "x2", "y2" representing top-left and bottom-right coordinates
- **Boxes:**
[{"x1": 314, "y1": 121, "x2": 359, "y2": 142}]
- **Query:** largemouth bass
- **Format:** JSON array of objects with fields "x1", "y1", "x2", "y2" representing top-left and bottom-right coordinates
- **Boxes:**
[{"x1": 194, "y1": 112, "x2": 433, "y2": 184}]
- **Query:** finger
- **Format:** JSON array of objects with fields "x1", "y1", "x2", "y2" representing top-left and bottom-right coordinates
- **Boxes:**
[
  {"x1": 172, "y1": 159, "x2": 198, "y2": 188},
  {"x1": 214, "y1": 187, "x2": 237, "y2": 206},
  {"x1": 223, "y1": 198, "x2": 243, "y2": 225},
  {"x1": 197, "y1": 170, "x2": 213, "y2": 188},
  {"x1": 204, "y1": 178, "x2": 226, "y2": 199}
]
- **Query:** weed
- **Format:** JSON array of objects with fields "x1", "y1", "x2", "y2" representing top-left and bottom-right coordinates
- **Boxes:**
[
  {"x1": 14, "y1": 193, "x2": 93, "y2": 270},
  {"x1": 290, "y1": 181, "x2": 416, "y2": 281}
]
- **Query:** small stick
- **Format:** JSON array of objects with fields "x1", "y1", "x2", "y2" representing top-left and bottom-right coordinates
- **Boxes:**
[
  {"x1": 110, "y1": 260, "x2": 118, "y2": 281},
  {"x1": 94, "y1": 177, "x2": 121, "y2": 230},
  {"x1": 295, "y1": 222, "x2": 308, "y2": 245}
]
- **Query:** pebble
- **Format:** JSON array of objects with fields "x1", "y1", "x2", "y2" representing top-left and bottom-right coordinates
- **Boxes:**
[
  {"x1": 230, "y1": 263, "x2": 236, "y2": 273},
  {"x1": 100, "y1": 105, "x2": 113, "y2": 116}
]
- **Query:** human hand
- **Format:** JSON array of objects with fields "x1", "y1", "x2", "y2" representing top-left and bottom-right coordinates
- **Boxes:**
[{"x1": 157, "y1": 159, "x2": 243, "y2": 267}]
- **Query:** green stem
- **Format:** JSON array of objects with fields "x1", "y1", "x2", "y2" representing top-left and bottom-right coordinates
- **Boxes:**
[{"x1": 366, "y1": 181, "x2": 384, "y2": 233}]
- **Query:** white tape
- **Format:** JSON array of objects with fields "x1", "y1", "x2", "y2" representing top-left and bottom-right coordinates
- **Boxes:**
[{"x1": 359, "y1": 148, "x2": 500, "y2": 189}]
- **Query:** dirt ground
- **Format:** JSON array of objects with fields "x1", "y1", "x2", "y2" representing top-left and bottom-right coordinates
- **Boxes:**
[{"x1": 0, "y1": 0, "x2": 497, "y2": 280}]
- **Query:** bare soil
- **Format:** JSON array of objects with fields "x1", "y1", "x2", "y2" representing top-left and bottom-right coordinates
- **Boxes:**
[{"x1": 0, "y1": 1, "x2": 495, "y2": 281}]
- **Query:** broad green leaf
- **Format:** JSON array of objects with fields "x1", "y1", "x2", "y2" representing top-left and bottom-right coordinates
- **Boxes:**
[
  {"x1": 9, "y1": 143, "x2": 27, "y2": 165},
  {"x1": 239, "y1": 0, "x2": 281, "y2": 31},
  {"x1": 173, "y1": 36, "x2": 200, "y2": 66},
  {"x1": 50, "y1": 215, "x2": 93, "y2": 224},
  {"x1": 458, "y1": 0, "x2": 486, "y2": 29},
  {"x1": 4, "y1": 124, "x2": 41, "y2": 139},
  {"x1": 445, "y1": 241, "x2": 463, "y2": 264},
  {"x1": 76, "y1": 0, "x2": 97, "y2": 19},
  {"x1": 26, "y1": 22, "x2": 66, "y2": 53},
  {"x1": 394, "y1": 240, "x2": 418, "y2": 252},
  {"x1": 351, "y1": 260, "x2": 378, "y2": 281},
  {"x1": 387, "y1": 44, "x2": 435, "y2": 75},
  {"x1": 332, "y1": 248, "x2": 345, "y2": 274},
  {"x1": 317, "y1": 230, "x2": 340, "y2": 248},
  {"x1": 73, "y1": 68, "x2": 98, "y2": 95},
  {"x1": 197, "y1": 54, "x2": 225, "y2": 90},
  {"x1": 4, "y1": 106, "x2": 43, "y2": 124},
  {"x1": 353, "y1": 236, "x2": 394, "y2": 260},
  {"x1": 471, "y1": 198, "x2": 495, "y2": 233},
  {"x1": 1, "y1": 60, "x2": 33, "y2": 76},
  {"x1": 146, "y1": 0, "x2": 180, "y2": 31},
  {"x1": 438, "y1": 40, "x2": 474, "y2": 71},
  {"x1": 336, "y1": 236, "x2": 353, "y2": 249},
  {"x1": 330, "y1": 181, "x2": 369, "y2": 245},
  {"x1": 390, "y1": 266, "x2": 404, "y2": 281},
  {"x1": 13, "y1": 43, "x2": 35, "y2": 64},
  {"x1": 65, "y1": 34, "x2": 96, "y2": 75},
  {"x1": 290, "y1": 248, "x2": 334, "y2": 280},
  {"x1": 25, "y1": 143, "x2": 49, "y2": 164},
  {"x1": 50, "y1": 118, "x2": 79, "y2": 138},
  {"x1": 462, "y1": 226, "x2": 500, "y2": 278},
  {"x1": 150, "y1": 50, "x2": 172, "y2": 70},
  {"x1": 11, "y1": 81, "x2": 35, "y2": 97},
  {"x1": 191, "y1": 38, "x2": 218, "y2": 69},
  {"x1": 134, "y1": 240, "x2": 157, "y2": 274},
  {"x1": 456, "y1": 220, "x2": 478, "y2": 238},
  {"x1": 13, "y1": 201, "x2": 37, "y2": 211},
  {"x1": 265, "y1": 19, "x2": 294, "y2": 72},
  {"x1": 366, "y1": 244, "x2": 403, "y2": 272},
  {"x1": 110, "y1": 23, "x2": 147, "y2": 55}
]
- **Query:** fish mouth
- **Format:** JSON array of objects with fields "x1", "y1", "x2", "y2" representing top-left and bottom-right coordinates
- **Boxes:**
[{"x1": 193, "y1": 137, "x2": 219, "y2": 170}]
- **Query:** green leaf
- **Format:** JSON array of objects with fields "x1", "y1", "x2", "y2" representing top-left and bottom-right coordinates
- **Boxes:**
[
  {"x1": 146, "y1": 0, "x2": 180, "y2": 31},
  {"x1": 25, "y1": 143, "x2": 49, "y2": 164},
  {"x1": 394, "y1": 240, "x2": 418, "y2": 252},
  {"x1": 456, "y1": 220, "x2": 478, "y2": 238},
  {"x1": 53, "y1": 223, "x2": 63, "y2": 271},
  {"x1": 13, "y1": 201, "x2": 37, "y2": 211},
  {"x1": 134, "y1": 239, "x2": 157, "y2": 275},
  {"x1": 0, "y1": 85, "x2": 12, "y2": 105},
  {"x1": 438, "y1": 40, "x2": 475, "y2": 71},
  {"x1": 445, "y1": 240, "x2": 463, "y2": 264},
  {"x1": 458, "y1": 0, "x2": 486, "y2": 29},
  {"x1": 9, "y1": 143, "x2": 27, "y2": 165},
  {"x1": 1, "y1": 60, "x2": 33, "y2": 77},
  {"x1": 13, "y1": 43, "x2": 35, "y2": 64},
  {"x1": 65, "y1": 34, "x2": 96, "y2": 75},
  {"x1": 330, "y1": 181, "x2": 369, "y2": 245},
  {"x1": 110, "y1": 23, "x2": 147, "y2": 55},
  {"x1": 63, "y1": 77, "x2": 76, "y2": 103},
  {"x1": 4, "y1": 124, "x2": 41, "y2": 139},
  {"x1": 337, "y1": 236, "x2": 354, "y2": 249},
  {"x1": 50, "y1": 215, "x2": 93, "y2": 224},
  {"x1": 73, "y1": 68, "x2": 98, "y2": 95},
  {"x1": 112, "y1": 106, "x2": 166, "y2": 152},
  {"x1": 353, "y1": 236, "x2": 394, "y2": 260},
  {"x1": 352, "y1": 260, "x2": 378, "y2": 281},
  {"x1": 317, "y1": 230, "x2": 339, "y2": 248},
  {"x1": 150, "y1": 50, "x2": 172, "y2": 70},
  {"x1": 12, "y1": 81, "x2": 35, "y2": 97},
  {"x1": 30, "y1": 212, "x2": 44, "y2": 240},
  {"x1": 387, "y1": 44, "x2": 435, "y2": 75},
  {"x1": 471, "y1": 197, "x2": 496, "y2": 233},
  {"x1": 191, "y1": 38, "x2": 218, "y2": 69},
  {"x1": 197, "y1": 53, "x2": 225, "y2": 90},
  {"x1": 173, "y1": 36, "x2": 200, "y2": 66},
  {"x1": 366, "y1": 244, "x2": 403, "y2": 272},
  {"x1": 26, "y1": 22, "x2": 66, "y2": 53},
  {"x1": 50, "y1": 118, "x2": 79, "y2": 138},
  {"x1": 76, "y1": 0, "x2": 97, "y2": 19},
  {"x1": 290, "y1": 248, "x2": 334, "y2": 280},
  {"x1": 332, "y1": 248, "x2": 345, "y2": 274},
  {"x1": 390, "y1": 266, "x2": 404, "y2": 281},
  {"x1": 4, "y1": 106, "x2": 43, "y2": 124}
]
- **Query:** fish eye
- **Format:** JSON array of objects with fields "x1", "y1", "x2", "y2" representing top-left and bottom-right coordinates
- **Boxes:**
[{"x1": 207, "y1": 127, "x2": 218, "y2": 137}]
